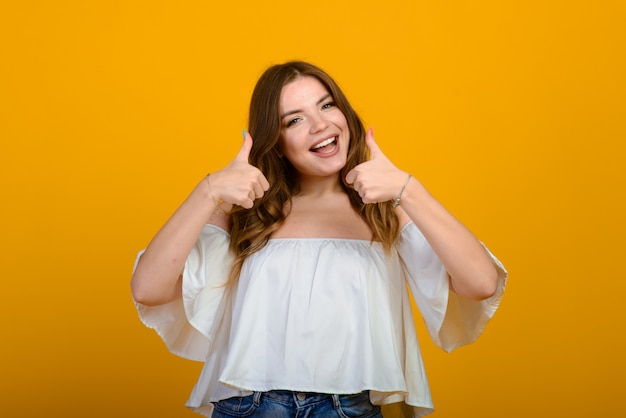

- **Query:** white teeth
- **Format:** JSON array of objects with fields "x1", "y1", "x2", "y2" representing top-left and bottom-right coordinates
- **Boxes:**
[{"x1": 312, "y1": 137, "x2": 336, "y2": 149}]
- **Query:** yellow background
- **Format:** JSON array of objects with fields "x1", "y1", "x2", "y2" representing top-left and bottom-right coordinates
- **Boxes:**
[{"x1": 1, "y1": 1, "x2": 624, "y2": 417}]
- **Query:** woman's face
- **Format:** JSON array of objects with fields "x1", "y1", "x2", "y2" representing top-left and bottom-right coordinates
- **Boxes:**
[{"x1": 277, "y1": 76, "x2": 350, "y2": 179}]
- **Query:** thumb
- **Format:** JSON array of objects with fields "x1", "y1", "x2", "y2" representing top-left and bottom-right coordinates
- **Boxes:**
[
  {"x1": 365, "y1": 127, "x2": 383, "y2": 159},
  {"x1": 234, "y1": 130, "x2": 253, "y2": 162}
]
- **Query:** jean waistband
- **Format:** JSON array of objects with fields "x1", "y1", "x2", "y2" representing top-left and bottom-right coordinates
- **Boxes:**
[{"x1": 259, "y1": 390, "x2": 368, "y2": 408}]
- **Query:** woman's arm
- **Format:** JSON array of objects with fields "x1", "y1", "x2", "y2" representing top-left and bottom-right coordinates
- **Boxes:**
[
  {"x1": 131, "y1": 177, "x2": 221, "y2": 306},
  {"x1": 131, "y1": 133, "x2": 269, "y2": 306},
  {"x1": 393, "y1": 183, "x2": 499, "y2": 300},
  {"x1": 346, "y1": 129, "x2": 499, "y2": 300}
]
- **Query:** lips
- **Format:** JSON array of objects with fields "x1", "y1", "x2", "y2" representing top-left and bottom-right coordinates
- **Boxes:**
[{"x1": 310, "y1": 136, "x2": 337, "y2": 154}]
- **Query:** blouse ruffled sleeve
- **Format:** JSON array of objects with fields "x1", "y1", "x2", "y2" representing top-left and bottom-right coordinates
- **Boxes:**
[
  {"x1": 396, "y1": 222, "x2": 508, "y2": 353},
  {"x1": 133, "y1": 225, "x2": 234, "y2": 361}
]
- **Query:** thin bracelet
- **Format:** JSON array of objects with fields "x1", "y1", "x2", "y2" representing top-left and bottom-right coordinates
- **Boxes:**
[
  {"x1": 392, "y1": 174, "x2": 412, "y2": 208},
  {"x1": 205, "y1": 174, "x2": 224, "y2": 213}
]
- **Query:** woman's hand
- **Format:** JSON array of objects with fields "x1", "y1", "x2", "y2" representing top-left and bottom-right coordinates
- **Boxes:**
[
  {"x1": 345, "y1": 128, "x2": 409, "y2": 204},
  {"x1": 209, "y1": 131, "x2": 270, "y2": 211}
]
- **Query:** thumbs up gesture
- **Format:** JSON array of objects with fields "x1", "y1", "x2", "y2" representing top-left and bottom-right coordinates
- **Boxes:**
[
  {"x1": 345, "y1": 128, "x2": 409, "y2": 204},
  {"x1": 209, "y1": 131, "x2": 270, "y2": 210}
]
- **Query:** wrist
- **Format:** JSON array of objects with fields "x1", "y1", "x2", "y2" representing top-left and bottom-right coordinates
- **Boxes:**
[
  {"x1": 392, "y1": 173, "x2": 412, "y2": 207},
  {"x1": 205, "y1": 174, "x2": 225, "y2": 214}
]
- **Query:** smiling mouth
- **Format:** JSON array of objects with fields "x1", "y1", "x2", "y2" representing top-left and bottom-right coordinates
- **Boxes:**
[{"x1": 310, "y1": 137, "x2": 337, "y2": 153}]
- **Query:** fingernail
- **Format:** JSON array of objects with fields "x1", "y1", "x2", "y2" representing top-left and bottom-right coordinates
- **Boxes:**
[{"x1": 242, "y1": 130, "x2": 247, "y2": 140}]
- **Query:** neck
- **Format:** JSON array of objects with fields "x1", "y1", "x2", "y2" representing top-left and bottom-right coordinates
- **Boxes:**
[{"x1": 296, "y1": 174, "x2": 344, "y2": 198}]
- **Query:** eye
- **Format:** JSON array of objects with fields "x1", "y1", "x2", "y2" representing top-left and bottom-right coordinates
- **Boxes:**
[
  {"x1": 286, "y1": 117, "x2": 301, "y2": 127},
  {"x1": 321, "y1": 101, "x2": 336, "y2": 110}
]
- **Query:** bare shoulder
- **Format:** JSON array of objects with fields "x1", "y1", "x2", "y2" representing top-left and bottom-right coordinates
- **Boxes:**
[
  {"x1": 395, "y1": 206, "x2": 412, "y2": 228},
  {"x1": 207, "y1": 210, "x2": 230, "y2": 232}
]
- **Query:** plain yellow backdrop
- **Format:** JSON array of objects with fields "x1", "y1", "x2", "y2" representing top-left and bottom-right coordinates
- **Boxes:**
[{"x1": 1, "y1": 1, "x2": 624, "y2": 417}]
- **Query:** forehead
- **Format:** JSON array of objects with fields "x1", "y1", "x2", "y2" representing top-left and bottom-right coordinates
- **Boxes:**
[{"x1": 279, "y1": 76, "x2": 330, "y2": 109}]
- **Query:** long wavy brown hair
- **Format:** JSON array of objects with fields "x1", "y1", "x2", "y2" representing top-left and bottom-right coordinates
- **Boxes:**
[{"x1": 228, "y1": 61, "x2": 399, "y2": 282}]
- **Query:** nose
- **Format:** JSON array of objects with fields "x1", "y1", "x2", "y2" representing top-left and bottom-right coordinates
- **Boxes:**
[{"x1": 309, "y1": 113, "x2": 329, "y2": 133}]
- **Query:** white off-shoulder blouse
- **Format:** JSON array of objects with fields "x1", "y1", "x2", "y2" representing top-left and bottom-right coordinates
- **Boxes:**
[{"x1": 134, "y1": 221, "x2": 507, "y2": 417}]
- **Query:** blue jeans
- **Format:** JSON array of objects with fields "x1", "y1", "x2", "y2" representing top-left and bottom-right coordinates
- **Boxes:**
[{"x1": 211, "y1": 390, "x2": 383, "y2": 418}]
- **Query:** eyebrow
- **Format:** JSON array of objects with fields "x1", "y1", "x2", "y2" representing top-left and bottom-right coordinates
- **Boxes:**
[{"x1": 280, "y1": 93, "x2": 332, "y2": 120}]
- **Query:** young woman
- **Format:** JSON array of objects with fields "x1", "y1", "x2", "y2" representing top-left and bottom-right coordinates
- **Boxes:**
[{"x1": 131, "y1": 61, "x2": 507, "y2": 417}]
